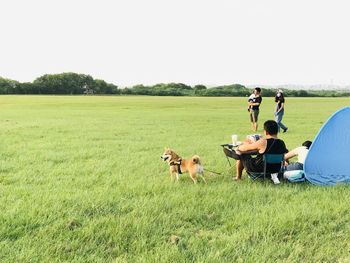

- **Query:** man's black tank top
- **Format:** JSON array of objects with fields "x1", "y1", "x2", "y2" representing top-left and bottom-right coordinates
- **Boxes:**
[{"x1": 251, "y1": 138, "x2": 288, "y2": 173}]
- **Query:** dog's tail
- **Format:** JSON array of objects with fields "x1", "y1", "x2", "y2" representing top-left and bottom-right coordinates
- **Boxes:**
[{"x1": 192, "y1": 155, "x2": 201, "y2": 164}]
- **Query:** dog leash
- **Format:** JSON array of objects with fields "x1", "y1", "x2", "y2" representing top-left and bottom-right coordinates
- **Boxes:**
[{"x1": 204, "y1": 168, "x2": 222, "y2": 175}]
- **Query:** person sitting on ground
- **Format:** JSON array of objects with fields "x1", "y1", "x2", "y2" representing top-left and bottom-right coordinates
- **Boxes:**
[
  {"x1": 223, "y1": 120, "x2": 288, "y2": 182},
  {"x1": 284, "y1": 140, "x2": 312, "y2": 171}
]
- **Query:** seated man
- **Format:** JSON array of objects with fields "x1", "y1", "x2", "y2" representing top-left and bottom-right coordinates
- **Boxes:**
[
  {"x1": 284, "y1": 140, "x2": 312, "y2": 171},
  {"x1": 223, "y1": 120, "x2": 288, "y2": 182}
]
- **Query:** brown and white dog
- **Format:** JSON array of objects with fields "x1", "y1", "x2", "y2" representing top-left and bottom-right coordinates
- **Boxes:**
[{"x1": 161, "y1": 148, "x2": 206, "y2": 184}]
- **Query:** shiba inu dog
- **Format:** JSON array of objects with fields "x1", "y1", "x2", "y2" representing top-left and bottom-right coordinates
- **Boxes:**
[{"x1": 161, "y1": 148, "x2": 206, "y2": 184}]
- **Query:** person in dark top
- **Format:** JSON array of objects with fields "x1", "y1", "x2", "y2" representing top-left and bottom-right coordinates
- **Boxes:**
[
  {"x1": 249, "y1": 87, "x2": 262, "y2": 132},
  {"x1": 223, "y1": 120, "x2": 288, "y2": 181},
  {"x1": 274, "y1": 89, "x2": 288, "y2": 133}
]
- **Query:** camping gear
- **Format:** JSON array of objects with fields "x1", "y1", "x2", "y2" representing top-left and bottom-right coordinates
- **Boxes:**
[
  {"x1": 246, "y1": 153, "x2": 284, "y2": 181},
  {"x1": 221, "y1": 143, "x2": 242, "y2": 166},
  {"x1": 221, "y1": 144, "x2": 234, "y2": 166},
  {"x1": 246, "y1": 134, "x2": 262, "y2": 143},
  {"x1": 304, "y1": 107, "x2": 350, "y2": 186},
  {"x1": 231, "y1": 134, "x2": 238, "y2": 145}
]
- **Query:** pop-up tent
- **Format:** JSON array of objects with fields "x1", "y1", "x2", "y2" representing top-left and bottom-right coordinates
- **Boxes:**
[{"x1": 304, "y1": 107, "x2": 350, "y2": 185}]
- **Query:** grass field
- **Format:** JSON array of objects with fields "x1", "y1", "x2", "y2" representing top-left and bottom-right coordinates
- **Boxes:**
[{"x1": 0, "y1": 95, "x2": 349, "y2": 262}]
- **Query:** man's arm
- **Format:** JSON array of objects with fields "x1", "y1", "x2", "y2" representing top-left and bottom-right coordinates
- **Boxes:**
[
  {"x1": 284, "y1": 149, "x2": 297, "y2": 161},
  {"x1": 237, "y1": 139, "x2": 265, "y2": 154},
  {"x1": 250, "y1": 97, "x2": 261, "y2": 106}
]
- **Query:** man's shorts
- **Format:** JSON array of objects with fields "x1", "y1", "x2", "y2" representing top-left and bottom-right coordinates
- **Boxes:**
[
  {"x1": 286, "y1": 162, "x2": 303, "y2": 171},
  {"x1": 240, "y1": 154, "x2": 262, "y2": 172},
  {"x1": 250, "y1": 110, "x2": 259, "y2": 122}
]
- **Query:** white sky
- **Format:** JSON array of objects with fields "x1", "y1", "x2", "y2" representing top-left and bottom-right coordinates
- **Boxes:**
[{"x1": 1, "y1": 0, "x2": 349, "y2": 86}]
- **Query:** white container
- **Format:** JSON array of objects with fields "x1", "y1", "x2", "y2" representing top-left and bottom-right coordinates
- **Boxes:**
[{"x1": 231, "y1": 134, "x2": 238, "y2": 145}]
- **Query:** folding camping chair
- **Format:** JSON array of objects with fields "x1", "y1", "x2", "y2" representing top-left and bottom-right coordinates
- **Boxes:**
[
  {"x1": 246, "y1": 153, "x2": 285, "y2": 180},
  {"x1": 221, "y1": 144, "x2": 236, "y2": 167}
]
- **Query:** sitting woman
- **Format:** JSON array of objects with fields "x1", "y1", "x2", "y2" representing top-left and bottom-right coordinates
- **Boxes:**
[{"x1": 224, "y1": 120, "x2": 288, "y2": 183}]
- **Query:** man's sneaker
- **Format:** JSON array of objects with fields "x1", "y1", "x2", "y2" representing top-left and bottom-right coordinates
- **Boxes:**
[
  {"x1": 283, "y1": 128, "x2": 288, "y2": 133},
  {"x1": 271, "y1": 173, "x2": 280, "y2": 184}
]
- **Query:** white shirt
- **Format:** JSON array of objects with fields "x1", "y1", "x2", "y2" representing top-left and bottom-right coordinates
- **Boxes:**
[
  {"x1": 248, "y1": 94, "x2": 255, "y2": 101},
  {"x1": 291, "y1": 146, "x2": 309, "y2": 164}
]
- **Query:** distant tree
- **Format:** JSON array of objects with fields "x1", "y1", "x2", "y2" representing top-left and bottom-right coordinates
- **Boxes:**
[
  {"x1": 0, "y1": 77, "x2": 19, "y2": 94},
  {"x1": 91, "y1": 79, "x2": 118, "y2": 94},
  {"x1": 16, "y1": 82, "x2": 30, "y2": 94},
  {"x1": 261, "y1": 89, "x2": 276, "y2": 97},
  {"x1": 201, "y1": 84, "x2": 250, "y2": 97},
  {"x1": 1, "y1": 73, "x2": 348, "y2": 97},
  {"x1": 130, "y1": 84, "x2": 152, "y2": 95},
  {"x1": 121, "y1": 88, "x2": 132, "y2": 95},
  {"x1": 192, "y1": 84, "x2": 205, "y2": 94},
  {"x1": 193, "y1": 85, "x2": 207, "y2": 90},
  {"x1": 297, "y1": 90, "x2": 309, "y2": 97},
  {"x1": 33, "y1": 73, "x2": 94, "y2": 94}
]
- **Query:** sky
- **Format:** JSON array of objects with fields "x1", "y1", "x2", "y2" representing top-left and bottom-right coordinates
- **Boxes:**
[{"x1": 1, "y1": 0, "x2": 349, "y2": 86}]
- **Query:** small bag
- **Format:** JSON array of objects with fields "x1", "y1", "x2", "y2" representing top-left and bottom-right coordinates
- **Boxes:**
[{"x1": 246, "y1": 134, "x2": 262, "y2": 143}]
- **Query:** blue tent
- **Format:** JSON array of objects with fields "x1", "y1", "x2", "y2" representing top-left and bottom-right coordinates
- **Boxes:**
[{"x1": 304, "y1": 107, "x2": 350, "y2": 185}]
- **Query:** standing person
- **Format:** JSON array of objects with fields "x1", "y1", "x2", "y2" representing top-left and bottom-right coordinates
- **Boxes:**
[
  {"x1": 274, "y1": 89, "x2": 288, "y2": 133},
  {"x1": 249, "y1": 87, "x2": 262, "y2": 132}
]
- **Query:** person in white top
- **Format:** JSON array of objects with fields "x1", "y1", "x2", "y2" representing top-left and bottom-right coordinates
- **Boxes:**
[
  {"x1": 284, "y1": 140, "x2": 312, "y2": 170},
  {"x1": 247, "y1": 92, "x2": 255, "y2": 112}
]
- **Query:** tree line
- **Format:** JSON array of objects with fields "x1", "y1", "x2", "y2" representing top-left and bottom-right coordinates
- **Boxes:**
[
  {"x1": 0, "y1": 73, "x2": 118, "y2": 95},
  {"x1": 0, "y1": 73, "x2": 349, "y2": 97}
]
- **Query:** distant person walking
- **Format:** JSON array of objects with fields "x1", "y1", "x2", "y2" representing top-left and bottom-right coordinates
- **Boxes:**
[
  {"x1": 274, "y1": 89, "x2": 288, "y2": 133},
  {"x1": 248, "y1": 87, "x2": 262, "y2": 132}
]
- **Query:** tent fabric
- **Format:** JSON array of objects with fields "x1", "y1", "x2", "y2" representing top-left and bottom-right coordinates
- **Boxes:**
[{"x1": 304, "y1": 107, "x2": 350, "y2": 186}]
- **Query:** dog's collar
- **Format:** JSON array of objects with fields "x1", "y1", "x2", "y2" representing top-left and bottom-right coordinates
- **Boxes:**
[{"x1": 169, "y1": 158, "x2": 182, "y2": 166}]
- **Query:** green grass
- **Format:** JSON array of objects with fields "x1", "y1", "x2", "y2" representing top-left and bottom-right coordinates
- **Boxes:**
[{"x1": 0, "y1": 96, "x2": 349, "y2": 262}]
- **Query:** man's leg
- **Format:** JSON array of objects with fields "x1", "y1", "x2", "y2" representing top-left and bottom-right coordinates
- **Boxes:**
[
  {"x1": 275, "y1": 113, "x2": 282, "y2": 133},
  {"x1": 235, "y1": 160, "x2": 244, "y2": 180},
  {"x1": 250, "y1": 112, "x2": 255, "y2": 131},
  {"x1": 279, "y1": 121, "x2": 288, "y2": 132},
  {"x1": 253, "y1": 114, "x2": 258, "y2": 132},
  {"x1": 253, "y1": 110, "x2": 259, "y2": 132},
  {"x1": 252, "y1": 110, "x2": 258, "y2": 132},
  {"x1": 223, "y1": 148, "x2": 244, "y2": 180}
]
